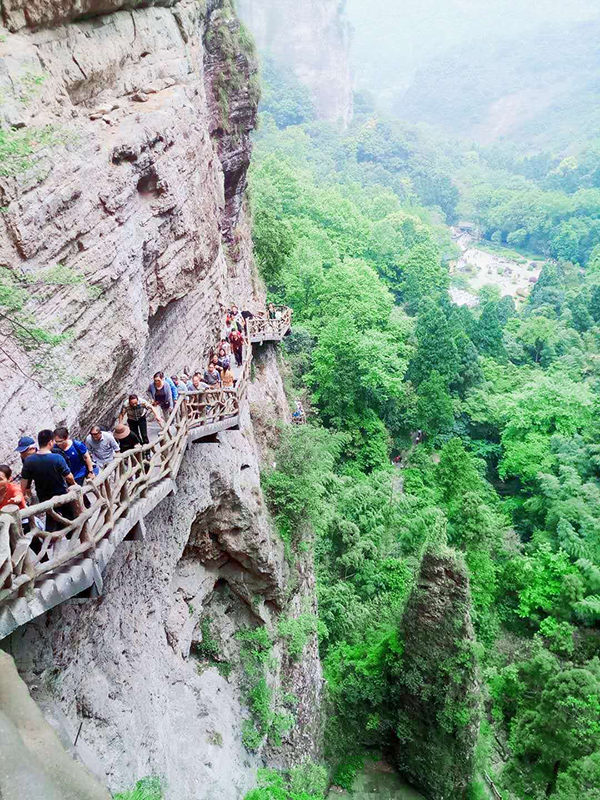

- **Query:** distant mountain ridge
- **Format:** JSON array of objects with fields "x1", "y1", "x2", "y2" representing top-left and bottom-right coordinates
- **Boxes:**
[{"x1": 395, "y1": 21, "x2": 600, "y2": 149}]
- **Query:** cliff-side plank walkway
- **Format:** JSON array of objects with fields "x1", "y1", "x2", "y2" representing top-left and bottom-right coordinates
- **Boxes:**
[{"x1": 0, "y1": 309, "x2": 292, "y2": 640}]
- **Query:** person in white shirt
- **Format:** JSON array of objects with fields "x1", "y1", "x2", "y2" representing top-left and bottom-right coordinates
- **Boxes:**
[{"x1": 85, "y1": 427, "x2": 121, "y2": 468}]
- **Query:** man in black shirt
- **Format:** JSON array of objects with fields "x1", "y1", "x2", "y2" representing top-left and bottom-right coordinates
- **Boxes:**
[{"x1": 21, "y1": 430, "x2": 77, "y2": 532}]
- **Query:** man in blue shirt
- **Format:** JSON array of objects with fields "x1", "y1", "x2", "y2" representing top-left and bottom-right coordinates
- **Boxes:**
[
  {"x1": 53, "y1": 426, "x2": 96, "y2": 485},
  {"x1": 21, "y1": 430, "x2": 78, "y2": 532}
]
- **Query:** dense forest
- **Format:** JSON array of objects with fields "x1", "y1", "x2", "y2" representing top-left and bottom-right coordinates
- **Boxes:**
[{"x1": 243, "y1": 36, "x2": 600, "y2": 800}]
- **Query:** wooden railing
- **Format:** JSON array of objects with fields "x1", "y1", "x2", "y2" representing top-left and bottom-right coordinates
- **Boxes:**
[
  {"x1": 246, "y1": 306, "x2": 293, "y2": 343},
  {"x1": 0, "y1": 381, "x2": 193, "y2": 605},
  {"x1": 0, "y1": 309, "x2": 290, "y2": 629}
]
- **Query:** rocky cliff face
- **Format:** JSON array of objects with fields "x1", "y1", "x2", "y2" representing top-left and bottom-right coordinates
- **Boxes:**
[
  {"x1": 0, "y1": 0, "x2": 258, "y2": 465},
  {"x1": 0, "y1": 2, "x2": 322, "y2": 796},
  {"x1": 7, "y1": 402, "x2": 295, "y2": 797},
  {"x1": 236, "y1": 0, "x2": 353, "y2": 127},
  {"x1": 394, "y1": 548, "x2": 481, "y2": 799}
]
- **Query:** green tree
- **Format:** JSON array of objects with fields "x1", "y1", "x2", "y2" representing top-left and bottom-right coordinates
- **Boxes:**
[
  {"x1": 399, "y1": 239, "x2": 448, "y2": 305},
  {"x1": 415, "y1": 370, "x2": 455, "y2": 436},
  {"x1": 316, "y1": 259, "x2": 394, "y2": 332},
  {"x1": 245, "y1": 765, "x2": 327, "y2": 800},
  {"x1": 505, "y1": 667, "x2": 600, "y2": 797},
  {"x1": 409, "y1": 298, "x2": 458, "y2": 387},
  {"x1": 451, "y1": 330, "x2": 483, "y2": 396},
  {"x1": 497, "y1": 374, "x2": 594, "y2": 482},
  {"x1": 515, "y1": 315, "x2": 560, "y2": 363},
  {"x1": 474, "y1": 301, "x2": 506, "y2": 360},
  {"x1": 554, "y1": 752, "x2": 600, "y2": 800},
  {"x1": 260, "y1": 58, "x2": 316, "y2": 128},
  {"x1": 252, "y1": 206, "x2": 296, "y2": 286}
]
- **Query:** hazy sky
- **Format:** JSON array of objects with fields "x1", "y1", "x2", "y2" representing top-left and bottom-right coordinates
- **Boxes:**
[{"x1": 347, "y1": 0, "x2": 599, "y2": 98}]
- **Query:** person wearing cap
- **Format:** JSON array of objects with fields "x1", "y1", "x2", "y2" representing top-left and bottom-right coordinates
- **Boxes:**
[
  {"x1": 114, "y1": 424, "x2": 141, "y2": 454},
  {"x1": 13, "y1": 436, "x2": 39, "y2": 529},
  {"x1": 15, "y1": 436, "x2": 37, "y2": 474},
  {"x1": 85, "y1": 426, "x2": 120, "y2": 468}
]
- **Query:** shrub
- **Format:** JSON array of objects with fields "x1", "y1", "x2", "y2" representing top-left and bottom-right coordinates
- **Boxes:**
[
  {"x1": 278, "y1": 613, "x2": 318, "y2": 660},
  {"x1": 113, "y1": 777, "x2": 163, "y2": 800}
]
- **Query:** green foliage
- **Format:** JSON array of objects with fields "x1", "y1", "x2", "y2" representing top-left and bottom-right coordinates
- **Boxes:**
[
  {"x1": 278, "y1": 613, "x2": 318, "y2": 661},
  {"x1": 415, "y1": 370, "x2": 455, "y2": 436},
  {"x1": 205, "y1": 9, "x2": 258, "y2": 130},
  {"x1": 261, "y1": 424, "x2": 343, "y2": 550},
  {"x1": 236, "y1": 626, "x2": 293, "y2": 750},
  {"x1": 113, "y1": 777, "x2": 163, "y2": 800},
  {"x1": 250, "y1": 46, "x2": 600, "y2": 796},
  {"x1": 0, "y1": 124, "x2": 63, "y2": 177},
  {"x1": 504, "y1": 666, "x2": 600, "y2": 797},
  {"x1": 260, "y1": 58, "x2": 315, "y2": 129},
  {"x1": 553, "y1": 751, "x2": 600, "y2": 800},
  {"x1": 244, "y1": 764, "x2": 327, "y2": 800},
  {"x1": 409, "y1": 298, "x2": 458, "y2": 387},
  {"x1": 194, "y1": 617, "x2": 219, "y2": 660},
  {"x1": 242, "y1": 720, "x2": 264, "y2": 752}
]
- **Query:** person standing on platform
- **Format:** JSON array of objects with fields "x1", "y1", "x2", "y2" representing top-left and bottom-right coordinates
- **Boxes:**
[
  {"x1": 85, "y1": 427, "x2": 121, "y2": 469},
  {"x1": 21, "y1": 430, "x2": 78, "y2": 532},
  {"x1": 53, "y1": 427, "x2": 96, "y2": 486},
  {"x1": 119, "y1": 394, "x2": 161, "y2": 445}
]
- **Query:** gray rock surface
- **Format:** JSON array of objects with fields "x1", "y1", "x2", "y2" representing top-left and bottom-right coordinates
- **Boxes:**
[
  {"x1": 237, "y1": 0, "x2": 353, "y2": 127},
  {"x1": 1, "y1": 1, "x2": 324, "y2": 796},
  {"x1": 7, "y1": 408, "x2": 285, "y2": 798},
  {"x1": 0, "y1": 650, "x2": 110, "y2": 800},
  {"x1": 0, "y1": 0, "x2": 258, "y2": 467}
]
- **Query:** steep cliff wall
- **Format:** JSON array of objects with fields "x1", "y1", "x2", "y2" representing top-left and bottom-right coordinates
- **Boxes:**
[
  {"x1": 0, "y1": 0, "x2": 259, "y2": 466},
  {"x1": 7, "y1": 404, "x2": 273, "y2": 797},
  {"x1": 237, "y1": 0, "x2": 353, "y2": 127},
  {"x1": 0, "y1": 2, "x2": 323, "y2": 796}
]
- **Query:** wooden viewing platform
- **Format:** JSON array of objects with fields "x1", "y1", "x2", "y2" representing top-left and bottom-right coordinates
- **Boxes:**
[{"x1": 0, "y1": 308, "x2": 292, "y2": 640}]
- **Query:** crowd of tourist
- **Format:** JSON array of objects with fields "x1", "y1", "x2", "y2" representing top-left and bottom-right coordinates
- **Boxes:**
[
  {"x1": 0, "y1": 306, "x2": 253, "y2": 532},
  {"x1": 0, "y1": 304, "x2": 298, "y2": 542}
]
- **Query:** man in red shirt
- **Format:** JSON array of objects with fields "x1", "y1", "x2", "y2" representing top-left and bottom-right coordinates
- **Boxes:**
[{"x1": 230, "y1": 328, "x2": 244, "y2": 367}]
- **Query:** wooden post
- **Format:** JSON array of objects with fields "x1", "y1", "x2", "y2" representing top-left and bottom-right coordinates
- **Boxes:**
[{"x1": 7, "y1": 509, "x2": 36, "y2": 596}]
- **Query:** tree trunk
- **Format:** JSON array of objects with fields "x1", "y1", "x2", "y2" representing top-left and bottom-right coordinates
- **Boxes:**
[{"x1": 546, "y1": 759, "x2": 560, "y2": 796}]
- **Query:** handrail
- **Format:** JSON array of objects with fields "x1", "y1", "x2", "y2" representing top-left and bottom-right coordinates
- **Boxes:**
[
  {"x1": 246, "y1": 306, "x2": 293, "y2": 343},
  {"x1": 0, "y1": 308, "x2": 292, "y2": 613}
]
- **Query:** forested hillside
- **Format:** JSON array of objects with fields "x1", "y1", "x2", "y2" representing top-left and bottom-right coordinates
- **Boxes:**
[
  {"x1": 347, "y1": 0, "x2": 599, "y2": 122},
  {"x1": 244, "y1": 56, "x2": 600, "y2": 800},
  {"x1": 398, "y1": 21, "x2": 600, "y2": 149}
]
